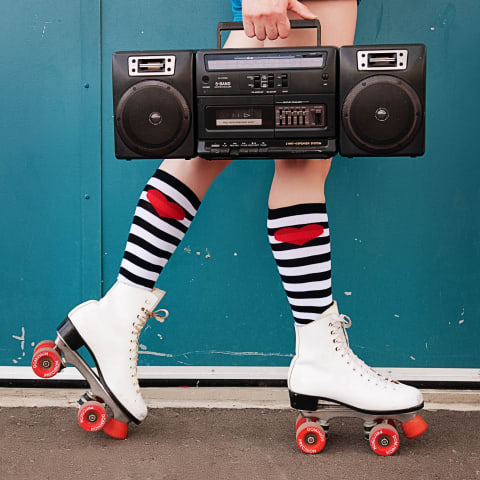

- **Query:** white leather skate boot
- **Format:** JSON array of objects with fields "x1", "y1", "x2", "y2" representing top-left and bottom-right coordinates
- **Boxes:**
[
  {"x1": 58, "y1": 281, "x2": 168, "y2": 424},
  {"x1": 288, "y1": 302, "x2": 424, "y2": 414}
]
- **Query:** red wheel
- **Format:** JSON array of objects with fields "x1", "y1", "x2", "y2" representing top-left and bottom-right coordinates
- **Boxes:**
[
  {"x1": 369, "y1": 423, "x2": 400, "y2": 456},
  {"x1": 33, "y1": 340, "x2": 56, "y2": 354},
  {"x1": 295, "y1": 414, "x2": 319, "y2": 431},
  {"x1": 31, "y1": 347, "x2": 62, "y2": 378},
  {"x1": 77, "y1": 401, "x2": 108, "y2": 432},
  {"x1": 103, "y1": 418, "x2": 129, "y2": 440},
  {"x1": 296, "y1": 422, "x2": 327, "y2": 454},
  {"x1": 401, "y1": 415, "x2": 427, "y2": 439}
]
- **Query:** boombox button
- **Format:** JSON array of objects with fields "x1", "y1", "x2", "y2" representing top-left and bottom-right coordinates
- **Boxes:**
[
  {"x1": 220, "y1": 148, "x2": 230, "y2": 155},
  {"x1": 259, "y1": 147, "x2": 269, "y2": 154},
  {"x1": 230, "y1": 148, "x2": 240, "y2": 156},
  {"x1": 210, "y1": 148, "x2": 220, "y2": 154},
  {"x1": 239, "y1": 148, "x2": 249, "y2": 155},
  {"x1": 248, "y1": 148, "x2": 259, "y2": 154}
]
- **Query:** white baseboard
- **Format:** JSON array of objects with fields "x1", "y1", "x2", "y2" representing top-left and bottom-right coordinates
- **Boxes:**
[{"x1": 1, "y1": 366, "x2": 479, "y2": 382}]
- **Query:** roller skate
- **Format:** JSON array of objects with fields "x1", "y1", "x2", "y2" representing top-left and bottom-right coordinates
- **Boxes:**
[
  {"x1": 31, "y1": 281, "x2": 168, "y2": 439},
  {"x1": 289, "y1": 302, "x2": 427, "y2": 456}
]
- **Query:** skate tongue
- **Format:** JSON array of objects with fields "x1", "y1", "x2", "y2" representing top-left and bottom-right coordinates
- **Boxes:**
[{"x1": 151, "y1": 288, "x2": 166, "y2": 305}]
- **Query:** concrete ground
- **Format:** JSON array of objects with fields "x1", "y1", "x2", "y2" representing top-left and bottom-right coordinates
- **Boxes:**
[{"x1": 1, "y1": 388, "x2": 479, "y2": 480}]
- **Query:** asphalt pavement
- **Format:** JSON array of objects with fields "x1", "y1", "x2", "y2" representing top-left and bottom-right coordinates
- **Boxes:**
[{"x1": 1, "y1": 407, "x2": 479, "y2": 480}]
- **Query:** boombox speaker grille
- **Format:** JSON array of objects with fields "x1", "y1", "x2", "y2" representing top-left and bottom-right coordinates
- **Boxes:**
[
  {"x1": 116, "y1": 80, "x2": 191, "y2": 156},
  {"x1": 342, "y1": 75, "x2": 422, "y2": 154}
]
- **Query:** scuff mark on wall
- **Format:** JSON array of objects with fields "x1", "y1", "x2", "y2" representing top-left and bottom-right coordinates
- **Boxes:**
[
  {"x1": 176, "y1": 350, "x2": 293, "y2": 358},
  {"x1": 41, "y1": 21, "x2": 52, "y2": 39},
  {"x1": 139, "y1": 351, "x2": 174, "y2": 358},
  {"x1": 12, "y1": 327, "x2": 26, "y2": 364}
]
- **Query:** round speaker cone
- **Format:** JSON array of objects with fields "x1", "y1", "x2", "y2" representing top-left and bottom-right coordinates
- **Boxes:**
[
  {"x1": 342, "y1": 76, "x2": 422, "y2": 153},
  {"x1": 116, "y1": 80, "x2": 190, "y2": 156}
]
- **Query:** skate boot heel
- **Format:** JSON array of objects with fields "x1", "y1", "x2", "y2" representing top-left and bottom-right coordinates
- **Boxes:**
[
  {"x1": 289, "y1": 391, "x2": 319, "y2": 411},
  {"x1": 57, "y1": 317, "x2": 86, "y2": 351}
]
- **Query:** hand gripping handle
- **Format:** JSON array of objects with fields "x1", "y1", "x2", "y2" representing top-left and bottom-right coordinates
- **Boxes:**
[{"x1": 217, "y1": 19, "x2": 321, "y2": 48}]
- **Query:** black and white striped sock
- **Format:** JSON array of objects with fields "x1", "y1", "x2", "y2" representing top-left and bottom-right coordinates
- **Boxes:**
[
  {"x1": 118, "y1": 168, "x2": 201, "y2": 290},
  {"x1": 267, "y1": 203, "x2": 333, "y2": 324}
]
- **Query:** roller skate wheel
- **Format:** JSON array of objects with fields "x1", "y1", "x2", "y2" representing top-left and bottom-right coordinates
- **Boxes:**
[
  {"x1": 401, "y1": 415, "x2": 428, "y2": 439},
  {"x1": 77, "y1": 401, "x2": 108, "y2": 433},
  {"x1": 295, "y1": 414, "x2": 319, "y2": 432},
  {"x1": 369, "y1": 423, "x2": 400, "y2": 456},
  {"x1": 296, "y1": 422, "x2": 326, "y2": 454},
  {"x1": 33, "y1": 340, "x2": 56, "y2": 354},
  {"x1": 103, "y1": 418, "x2": 129, "y2": 440},
  {"x1": 31, "y1": 347, "x2": 62, "y2": 379}
]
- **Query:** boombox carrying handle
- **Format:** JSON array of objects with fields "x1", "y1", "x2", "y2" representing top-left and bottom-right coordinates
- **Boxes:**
[{"x1": 217, "y1": 19, "x2": 321, "y2": 48}]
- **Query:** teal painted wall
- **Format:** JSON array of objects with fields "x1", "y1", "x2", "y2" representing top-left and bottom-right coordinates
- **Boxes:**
[{"x1": 1, "y1": 0, "x2": 479, "y2": 371}]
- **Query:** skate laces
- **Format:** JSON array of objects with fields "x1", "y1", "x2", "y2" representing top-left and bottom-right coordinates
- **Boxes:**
[
  {"x1": 330, "y1": 315, "x2": 394, "y2": 386},
  {"x1": 128, "y1": 307, "x2": 170, "y2": 391}
]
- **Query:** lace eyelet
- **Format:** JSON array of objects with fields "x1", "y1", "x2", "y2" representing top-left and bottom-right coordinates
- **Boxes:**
[{"x1": 328, "y1": 323, "x2": 333, "y2": 327}]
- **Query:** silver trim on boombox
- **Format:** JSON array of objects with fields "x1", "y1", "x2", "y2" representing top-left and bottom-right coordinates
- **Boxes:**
[
  {"x1": 128, "y1": 55, "x2": 176, "y2": 76},
  {"x1": 357, "y1": 49, "x2": 408, "y2": 71}
]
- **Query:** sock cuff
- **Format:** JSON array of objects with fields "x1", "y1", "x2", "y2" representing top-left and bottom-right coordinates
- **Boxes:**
[
  {"x1": 267, "y1": 202, "x2": 327, "y2": 220},
  {"x1": 152, "y1": 169, "x2": 201, "y2": 210}
]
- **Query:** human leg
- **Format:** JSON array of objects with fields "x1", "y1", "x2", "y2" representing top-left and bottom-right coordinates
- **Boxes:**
[
  {"x1": 266, "y1": 0, "x2": 357, "y2": 321},
  {"x1": 38, "y1": 29, "x2": 262, "y2": 435},
  {"x1": 266, "y1": 0, "x2": 424, "y2": 414}
]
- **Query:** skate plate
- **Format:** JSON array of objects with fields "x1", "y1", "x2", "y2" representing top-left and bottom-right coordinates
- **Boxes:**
[
  {"x1": 294, "y1": 399, "x2": 427, "y2": 456},
  {"x1": 31, "y1": 321, "x2": 132, "y2": 439}
]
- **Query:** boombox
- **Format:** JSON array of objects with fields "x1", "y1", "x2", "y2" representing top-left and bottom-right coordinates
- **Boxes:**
[{"x1": 112, "y1": 21, "x2": 426, "y2": 160}]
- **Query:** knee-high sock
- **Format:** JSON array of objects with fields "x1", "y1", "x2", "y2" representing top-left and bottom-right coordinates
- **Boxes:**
[
  {"x1": 267, "y1": 203, "x2": 333, "y2": 324},
  {"x1": 118, "y1": 169, "x2": 201, "y2": 290}
]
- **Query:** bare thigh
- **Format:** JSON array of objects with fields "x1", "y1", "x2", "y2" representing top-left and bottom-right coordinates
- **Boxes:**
[{"x1": 264, "y1": 0, "x2": 357, "y2": 48}]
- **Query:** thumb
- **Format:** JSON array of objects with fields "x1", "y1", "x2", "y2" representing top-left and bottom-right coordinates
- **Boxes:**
[{"x1": 288, "y1": 0, "x2": 317, "y2": 19}]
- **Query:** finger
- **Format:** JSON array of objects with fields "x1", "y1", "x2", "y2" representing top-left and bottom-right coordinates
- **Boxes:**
[
  {"x1": 243, "y1": 17, "x2": 255, "y2": 38},
  {"x1": 265, "y1": 20, "x2": 279, "y2": 40},
  {"x1": 254, "y1": 20, "x2": 267, "y2": 41},
  {"x1": 288, "y1": 0, "x2": 317, "y2": 19},
  {"x1": 276, "y1": 18, "x2": 291, "y2": 39}
]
